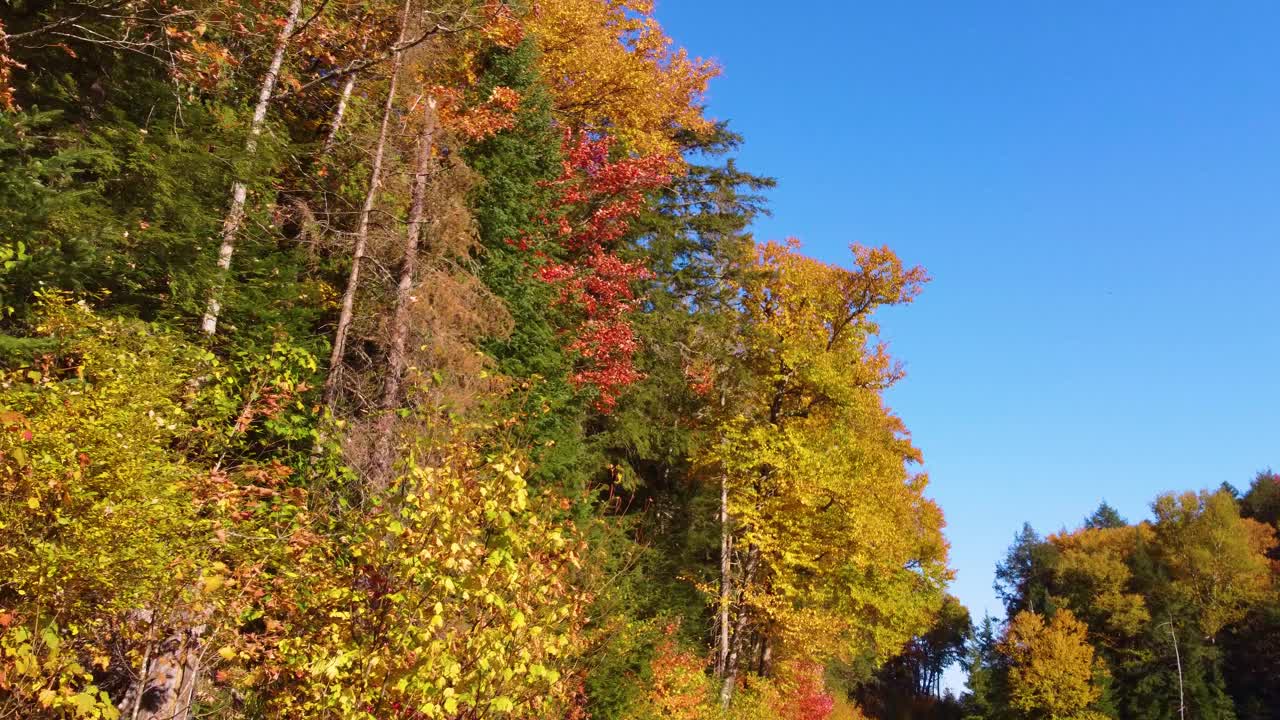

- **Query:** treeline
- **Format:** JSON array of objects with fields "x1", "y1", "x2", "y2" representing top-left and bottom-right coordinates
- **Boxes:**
[
  {"x1": 961, "y1": 472, "x2": 1279, "y2": 720},
  {"x1": 0, "y1": 2, "x2": 954, "y2": 719}
]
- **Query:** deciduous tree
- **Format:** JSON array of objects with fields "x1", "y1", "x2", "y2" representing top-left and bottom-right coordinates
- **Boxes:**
[{"x1": 999, "y1": 610, "x2": 1106, "y2": 720}]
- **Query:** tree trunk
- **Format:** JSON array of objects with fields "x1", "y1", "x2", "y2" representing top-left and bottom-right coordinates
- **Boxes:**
[
  {"x1": 1166, "y1": 620, "x2": 1186, "y2": 720},
  {"x1": 367, "y1": 97, "x2": 437, "y2": 486},
  {"x1": 321, "y1": 73, "x2": 358, "y2": 154},
  {"x1": 322, "y1": 0, "x2": 413, "y2": 408},
  {"x1": 200, "y1": 0, "x2": 305, "y2": 336},
  {"x1": 720, "y1": 543, "x2": 760, "y2": 709},
  {"x1": 717, "y1": 473, "x2": 731, "y2": 676},
  {"x1": 758, "y1": 634, "x2": 772, "y2": 676}
]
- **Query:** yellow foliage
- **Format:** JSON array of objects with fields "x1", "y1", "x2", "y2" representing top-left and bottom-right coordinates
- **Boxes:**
[
  {"x1": 0, "y1": 297, "x2": 591, "y2": 719},
  {"x1": 1000, "y1": 609, "x2": 1105, "y2": 720},
  {"x1": 527, "y1": 0, "x2": 718, "y2": 157},
  {"x1": 702, "y1": 240, "x2": 947, "y2": 669},
  {"x1": 1050, "y1": 525, "x2": 1152, "y2": 639},
  {"x1": 259, "y1": 440, "x2": 589, "y2": 719},
  {"x1": 828, "y1": 698, "x2": 872, "y2": 720},
  {"x1": 1152, "y1": 489, "x2": 1277, "y2": 638},
  {"x1": 0, "y1": 297, "x2": 214, "y2": 719}
]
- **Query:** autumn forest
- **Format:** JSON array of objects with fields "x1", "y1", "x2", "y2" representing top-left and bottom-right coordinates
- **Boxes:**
[{"x1": 0, "y1": 1, "x2": 1275, "y2": 719}]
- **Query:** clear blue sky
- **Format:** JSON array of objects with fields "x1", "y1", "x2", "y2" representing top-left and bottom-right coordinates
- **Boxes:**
[{"x1": 653, "y1": 0, "x2": 1280, "y2": 639}]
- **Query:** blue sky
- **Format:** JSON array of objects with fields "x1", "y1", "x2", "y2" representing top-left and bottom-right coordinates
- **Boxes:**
[{"x1": 653, "y1": 0, "x2": 1280, "y2": 646}]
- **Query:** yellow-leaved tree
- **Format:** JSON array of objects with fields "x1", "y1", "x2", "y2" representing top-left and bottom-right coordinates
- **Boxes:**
[
  {"x1": 698, "y1": 240, "x2": 950, "y2": 707},
  {"x1": 1049, "y1": 525, "x2": 1153, "y2": 642},
  {"x1": 999, "y1": 609, "x2": 1108, "y2": 720},
  {"x1": 1151, "y1": 489, "x2": 1277, "y2": 639},
  {"x1": 526, "y1": 0, "x2": 718, "y2": 158}
]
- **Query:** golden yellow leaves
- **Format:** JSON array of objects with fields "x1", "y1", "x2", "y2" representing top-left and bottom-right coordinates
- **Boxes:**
[
  {"x1": 702, "y1": 239, "x2": 947, "y2": 667},
  {"x1": 526, "y1": 0, "x2": 718, "y2": 158},
  {"x1": 1151, "y1": 489, "x2": 1277, "y2": 638},
  {"x1": 739, "y1": 240, "x2": 929, "y2": 405},
  {"x1": 1000, "y1": 609, "x2": 1106, "y2": 719},
  {"x1": 1049, "y1": 525, "x2": 1153, "y2": 639},
  {"x1": 261, "y1": 442, "x2": 589, "y2": 718}
]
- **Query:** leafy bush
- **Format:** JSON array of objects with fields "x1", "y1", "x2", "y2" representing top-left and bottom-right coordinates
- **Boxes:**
[{"x1": 0, "y1": 295, "x2": 215, "y2": 717}]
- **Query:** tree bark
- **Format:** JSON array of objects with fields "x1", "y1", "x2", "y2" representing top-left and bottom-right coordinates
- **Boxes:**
[
  {"x1": 717, "y1": 473, "x2": 731, "y2": 677},
  {"x1": 720, "y1": 543, "x2": 759, "y2": 709},
  {"x1": 368, "y1": 97, "x2": 437, "y2": 486},
  {"x1": 200, "y1": 0, "x2": 305, "y2": 335},
  {"x1": 1166, "y1": 619, "x2": 1186, "y2": 720},
  {"x1": 322, "y1": 0, "x2": 413, "y2": 408},
  {"x1": 758, "y1": 634, "x2": 772, "y2": 676},
  {"x1": 321, "y1": 72, "x2": 358, "y2": 154}
]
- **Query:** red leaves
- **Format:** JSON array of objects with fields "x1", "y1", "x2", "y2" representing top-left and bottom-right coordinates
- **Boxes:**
[
  {"x1": 532, "y1": 132, "x2": 672, "y2": 411},
  {"x1": 645, "y1": 622, "x2": 713, "y2": 720},
  {"x1": 682, "y1": 358, "x2": 715, "y2": 398},
  {"x1": 550, "y1": 133, "x2": 672, "y2": 252},
  {"x1": 777, "y1": 662, "x2": 836, "y2": 720}
]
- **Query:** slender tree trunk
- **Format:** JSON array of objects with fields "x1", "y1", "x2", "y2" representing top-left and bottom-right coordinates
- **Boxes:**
[
  {"x1": 200, "y1": 0, "x2": 305, "y2": 335},
  {"x1": 322, "y1": 73, "x2": 358, "y2": 153},
  {"x1": 368, "y1": 97, "x2": 437, "y2": 486},
  {"x1": 1166, "y1": 620, "x2": 1186, "y2": 720},
  {"x1": 319, "y1": 28, "x2": 376, "y2": 154},
  {"x1": 720, "y1": 544, "x2": 760, "y2": 709},
  {"x1": 323, "y1": 0, "x2": 413, "y2": 408},
  {"x1": 717, "y1": 473, "x2": 731, "y2": 676}
]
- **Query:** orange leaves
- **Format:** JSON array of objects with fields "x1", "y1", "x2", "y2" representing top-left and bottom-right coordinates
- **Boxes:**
[
  {"x1": 774, "y1": 661, "x2": 836, "y2": 720},
  {"x1": 645, "y1": 624, "x2": 716, "y2": 720},
  {"x1": 482, "y1": 0, "x2": 526, "y2": 48},
  {"x1": 0, "y1": 20, "x2": 25, "y2": 110},
  {"x1": 527, "y1": 0, "x2": 718, "y2": 157},
  {"x1": 433, "y1": 84, "x2": 523, "y2": 141}
]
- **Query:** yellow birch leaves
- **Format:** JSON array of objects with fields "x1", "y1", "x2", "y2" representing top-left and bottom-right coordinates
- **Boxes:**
[{"x1": 702, "y1": 240, "x2": 949, "y2": 666}]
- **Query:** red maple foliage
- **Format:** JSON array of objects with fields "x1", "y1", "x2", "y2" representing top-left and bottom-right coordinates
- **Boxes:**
[
  {"x1": 776, "y1": 661, "x2": 836, "y2": 720},
  {"x1": 533, "y1": 131, "x2": 672, "y2": 411}
]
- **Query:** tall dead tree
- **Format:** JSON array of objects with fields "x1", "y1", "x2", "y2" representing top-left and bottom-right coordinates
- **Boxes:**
[
  {"x1": 367, "y1": 96, "x2": 438, "y2": 486},
  {"x1": 322, "y1": 72, "x2": 359, "y2": 153},
  {"x1": 323, "y1": 0, "x2": 415, "y2": 408}
]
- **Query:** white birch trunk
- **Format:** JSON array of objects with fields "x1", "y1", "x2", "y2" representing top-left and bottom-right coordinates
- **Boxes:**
[
  {"x1": 200, "y1": 0, "x2": 305, "y2": 335},
  {"x1": 718, "y1": 473, "x2": 731, "y2": 676}
]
